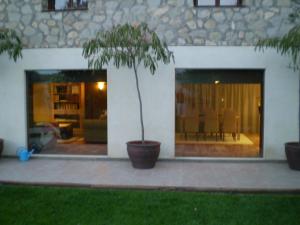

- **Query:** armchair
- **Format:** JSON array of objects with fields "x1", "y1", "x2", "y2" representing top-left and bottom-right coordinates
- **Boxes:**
[{"x1": 83, "y1": 119, "x2": 107, "y2": 143}]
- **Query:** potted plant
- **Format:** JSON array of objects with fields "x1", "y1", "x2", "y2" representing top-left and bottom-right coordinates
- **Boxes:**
[
  {"x1": 82, "y1": 23, "x2": 174, "y2": 168},
  {"x1": 256, "y1": 0, "x2": 300, "y2": 170},
  {"x1": 0, "y1": 28, "x2": 22, "y2": 158}
]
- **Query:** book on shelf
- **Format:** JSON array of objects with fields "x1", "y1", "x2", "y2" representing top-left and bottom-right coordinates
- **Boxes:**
[{"x1": 71, "y1": 85, "x2": 79, "y2": 94}]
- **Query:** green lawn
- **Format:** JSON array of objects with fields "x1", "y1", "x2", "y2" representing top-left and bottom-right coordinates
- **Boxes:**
[{"x1": 0, "y1": 185, "x2": 300, "y2": 225}]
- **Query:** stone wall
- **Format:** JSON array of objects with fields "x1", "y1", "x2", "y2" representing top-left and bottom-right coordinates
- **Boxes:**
[{"x1": 0, "y1": 0, "x2": 295, "y2": 48}]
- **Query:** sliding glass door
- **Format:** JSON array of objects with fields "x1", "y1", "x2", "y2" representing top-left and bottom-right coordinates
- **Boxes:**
[
  {"x1": 175, "y1": 69, "x2": 263, "y2": 158},
  {"x1": 26, "y1": 70, "x2": 108, "y2": 155}
]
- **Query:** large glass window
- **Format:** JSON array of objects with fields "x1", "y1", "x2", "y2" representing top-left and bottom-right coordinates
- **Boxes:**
[
  {"x1": 26, "y1": 70, "x2": 107, "y2": 155},
  {"x1": 45, "y1": 0, "x2": 88, "y2": 11},
  {"x1": 175, "y1": 69, "x2": 263, "y2": 158},
  {"x1": 194, "y1": 0, "x2": 242, "y2": 7}
]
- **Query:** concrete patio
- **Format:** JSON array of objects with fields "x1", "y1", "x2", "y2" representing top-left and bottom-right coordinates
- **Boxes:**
[{"x1": 0, "y1": 157, "x2": 300, "y2": 192}]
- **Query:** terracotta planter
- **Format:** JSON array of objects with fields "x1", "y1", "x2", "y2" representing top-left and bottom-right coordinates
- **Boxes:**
[
  {"x1": 285, "y1": 142, "x2": 300, "y2": 170},
  {"x1": 0, "y1": 138, "x2": 3, "y2": 158},
  {"x1": 127, "y1": 140, "x2": 160, "y2": 169}
]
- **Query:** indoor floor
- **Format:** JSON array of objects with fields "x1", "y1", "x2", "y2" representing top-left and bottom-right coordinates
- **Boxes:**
[
  {"x1": 38, "y1": 137, "x2": 107, "y2": 155},
  {"x1": 175, "y1": 133, "x2": 260, "y2": 157},
  {"x1": 41, "y1": 143, "x2": 107, "y2": 155}
]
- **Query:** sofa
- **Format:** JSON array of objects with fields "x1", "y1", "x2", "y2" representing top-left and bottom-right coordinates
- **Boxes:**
[{"x1": 83, "y1": 119, "x2": 107, "y2": 143}]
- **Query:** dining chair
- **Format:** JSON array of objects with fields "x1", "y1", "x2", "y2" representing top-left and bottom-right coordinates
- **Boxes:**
[
  {"x1": 184, "y1": 116, "x2": 200, "y2": 141},
  {"x1": 221, "y1": 109, "x2": 237, "y2": 141},
  {"x1": 203, "y1": 110, "x2": 219, "y2": 141}
]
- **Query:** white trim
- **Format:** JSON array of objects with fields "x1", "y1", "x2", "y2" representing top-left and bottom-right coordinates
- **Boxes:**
[
  {"x1": 175, "y1": 157, "x2": 266, "y2": 161},
  {"x1": 31, "y1": 154, "x2": 109, "y2": 159},
  {"x1": 29, "y1": 155, "x2": 283, "y2": 163}
]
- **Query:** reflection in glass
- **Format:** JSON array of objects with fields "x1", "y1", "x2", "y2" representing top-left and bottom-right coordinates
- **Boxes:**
[
  {"x1": 50, "y1": 0, "x2": 88, "y2": 10},
  {"x1": 26, "y1": 70, "x2": 107, "y2": 155},
  {"x1": 197, "y1": 0, "x2": 215, "y2": 6},
  {"x1": 220, "y1": 0, "x2": 238, "y2": 5},
  {"x1": 55, "y1": 0, "x2": 68, "y2": 10},
  {"x1": 175, "y1": 70, "x2": 263, "y2": 158}
]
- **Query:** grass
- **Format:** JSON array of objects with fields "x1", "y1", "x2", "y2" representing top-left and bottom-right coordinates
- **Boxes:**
[{"x1": 0, "y1": 185, "x2": 300, "y2": 225}]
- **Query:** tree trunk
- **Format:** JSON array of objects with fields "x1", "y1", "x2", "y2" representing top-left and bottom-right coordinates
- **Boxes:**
[{"x1": 133, "y1": 62, "x2": 145, "y2": 143}]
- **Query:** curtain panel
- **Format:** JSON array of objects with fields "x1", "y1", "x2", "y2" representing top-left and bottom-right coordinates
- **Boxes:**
[{"x1": 176, "y1": 84, "x2": 261, "y2": 134}]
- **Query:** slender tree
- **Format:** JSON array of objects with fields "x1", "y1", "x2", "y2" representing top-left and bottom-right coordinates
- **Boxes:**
[
  {"x1": 82, "y1": 23, "x2": 174, "y2": 143},
  {"x1": 0, "y1": 28, "x2": 22, "y2": 62},
  {"x1": 256, "y1": 0, "x2": 300, "y2": 140}
]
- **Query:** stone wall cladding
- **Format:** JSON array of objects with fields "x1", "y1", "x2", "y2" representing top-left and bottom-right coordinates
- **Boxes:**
[{"x1": 0, "y1": 0, "x2": 295, "y2": 48}]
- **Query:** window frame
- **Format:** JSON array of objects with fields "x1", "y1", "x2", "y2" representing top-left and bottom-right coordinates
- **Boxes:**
[
  {"x1": 46, "y1": 0, "x2": 88, "y2": 12},
  {"x1": 193, "y1": 0, "x2": 242, "y2": 7}
]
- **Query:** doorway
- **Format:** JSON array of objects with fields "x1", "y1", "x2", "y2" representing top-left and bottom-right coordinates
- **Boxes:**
[
  {"x1": 26, "y1": 70, "x2": 108, "y2": 155},
  {"x1": 175, "y1": 69, "x2": 264, "y2": 158}
]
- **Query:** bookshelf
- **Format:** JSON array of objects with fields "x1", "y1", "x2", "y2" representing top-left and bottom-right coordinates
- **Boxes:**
[{"x1": 51, "y1": 83, "x2": 84, "y2": 135}]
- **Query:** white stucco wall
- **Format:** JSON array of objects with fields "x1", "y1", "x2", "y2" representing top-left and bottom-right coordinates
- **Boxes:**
[{"x1": 0, "y1": 46, "x2": 298, "y2": 159}]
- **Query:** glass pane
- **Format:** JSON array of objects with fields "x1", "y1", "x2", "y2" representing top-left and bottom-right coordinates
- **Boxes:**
[
  {"x1": 175, "y1": 69, "x2": 263, "y2": 158},
  {"x1": 78, "y1": 0, "x2": 88, "y2": 8},
  {"x1": 26, "y1": 70, "x2": 107, "y2": 155},
  {"x1": 197, "y1": 0, "x2": 215, "y2": 6},
  {"x1": 51, "y1": 0, "x2": 88, "y2": 10},
  {"x1": 55, "y1": 0, "x2": 68, "y2": 10},
  {"x1": 220, "y1": 0, "x2": 238, "y2": 6}
]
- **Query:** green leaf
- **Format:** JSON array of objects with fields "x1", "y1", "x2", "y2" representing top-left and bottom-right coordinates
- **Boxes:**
[
  {"x1": 82, "y1": 23, "x2": 174, "y2": 74},
  {"x1": 257, "y1": 27, "x2": 300, "y2": 70},
  {"x1": 0, "y1": 28, "x2": 23, "y2": 62}
]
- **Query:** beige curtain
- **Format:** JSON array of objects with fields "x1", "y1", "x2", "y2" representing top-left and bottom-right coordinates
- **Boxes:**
[{"x1": 176, "y1": 83, "x2": 261, "y2": 133}]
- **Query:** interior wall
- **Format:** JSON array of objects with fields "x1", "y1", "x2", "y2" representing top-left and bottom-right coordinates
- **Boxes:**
[
  {"x1": 85, "y1": 83, "x2": 107, "y2": 119},
  {"x1": 32, "y1": 83, "x2": 52, "y2": 123},
  {"x1": 0, "y1": 47, "x2": 298, "y2": 159}
]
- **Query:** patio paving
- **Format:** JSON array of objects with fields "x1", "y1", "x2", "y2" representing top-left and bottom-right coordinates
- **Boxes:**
[{"x1": 0, "y1": 158, "x2": 300, "y2": 192}]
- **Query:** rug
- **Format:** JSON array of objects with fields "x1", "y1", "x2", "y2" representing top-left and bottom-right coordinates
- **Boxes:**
[{"x1": 176, "y1": 133, "x2": 253, "y2": 145}]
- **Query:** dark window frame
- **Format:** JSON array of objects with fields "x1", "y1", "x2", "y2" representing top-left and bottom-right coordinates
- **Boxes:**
[
  {"x1": 193, "y1": 0, "x2": 242, "y2": 7},
  {"x1": 46, "y1": 0, "x2": 88, "y2": 12}
]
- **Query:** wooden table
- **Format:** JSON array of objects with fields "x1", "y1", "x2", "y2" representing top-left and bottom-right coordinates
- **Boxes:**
[{"x1": 59, "y1": 123, "x2": 73, "y2": 140}]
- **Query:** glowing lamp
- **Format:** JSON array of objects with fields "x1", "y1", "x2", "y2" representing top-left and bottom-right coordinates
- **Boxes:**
[{"x1": 97, "y1": 82, "x2": 105, "y2": 90}]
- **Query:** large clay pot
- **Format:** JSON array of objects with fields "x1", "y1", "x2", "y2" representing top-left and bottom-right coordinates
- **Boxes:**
[
  {"x1": 0, "y1": 139, "x2": 3, "y2": 158},
  {"x1": 285, "y1": 142, "x2": 300, "y2": 170},
  {"x1": 127, "y1": 140, "x2": 160, "y2": 169}
]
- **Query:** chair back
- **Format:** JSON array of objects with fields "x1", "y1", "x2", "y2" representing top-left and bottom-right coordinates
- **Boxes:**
[
  {"x1": 222, "y1": 109, "x2": 236, "y2": 132},
  {"x1": 204, "y1": 110, "x2": 219, "y2": 133},
  {"x1": 184, "y1": 116, "x2": 199, "y2": 133}
]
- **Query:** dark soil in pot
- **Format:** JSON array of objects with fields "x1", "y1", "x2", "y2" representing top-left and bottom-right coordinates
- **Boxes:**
[
  {"x1": 127, "y1": 140, "x2": 160, "y2": 169},
  {"x1": 285, "y1": 142, "x2": 300, "y2": 170}
]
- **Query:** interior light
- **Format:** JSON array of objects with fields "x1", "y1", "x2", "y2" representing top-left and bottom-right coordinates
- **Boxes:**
[
  {"x1": 214, "y1": 80, "x2": 220, "y2": 84},
  {"x1": 97, "y1": 82, "x2": 105, "y2": 90}
]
